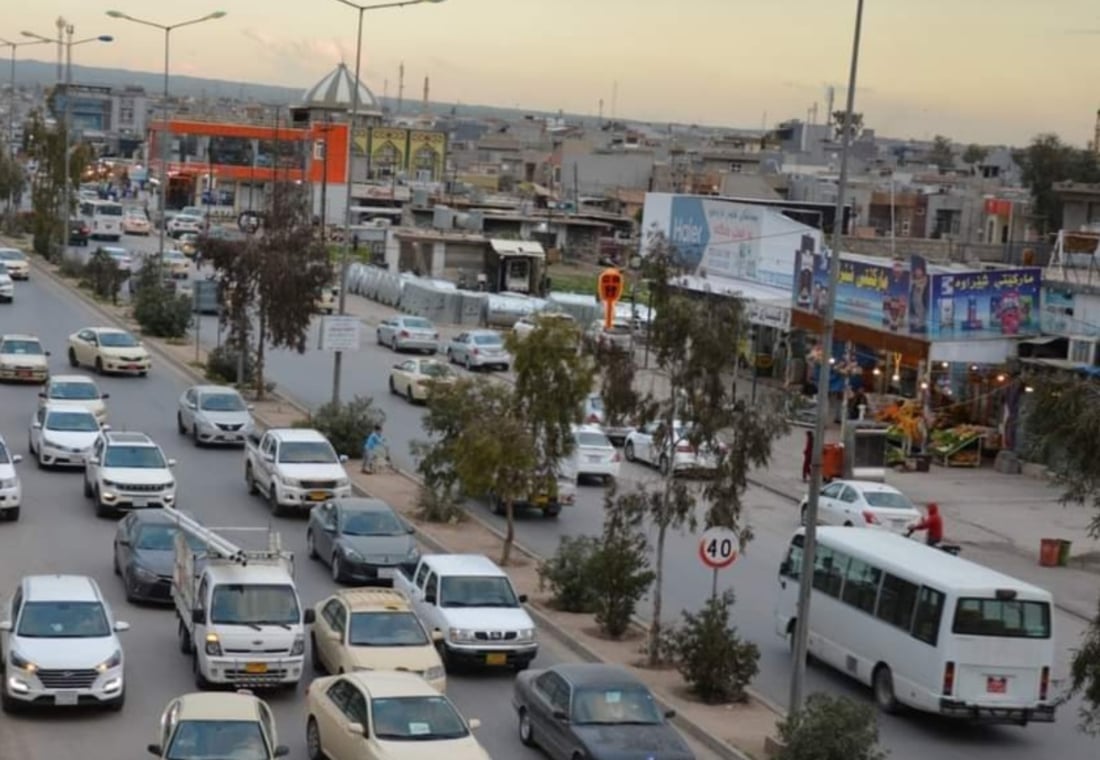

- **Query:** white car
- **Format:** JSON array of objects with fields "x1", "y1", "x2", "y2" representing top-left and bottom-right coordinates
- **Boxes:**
[
  {"x1": 568, "y1": 424, "x2": 620, "y2": 483},
  {"x1": 168, "y1": 213, "x2": 203, "y2": 237},
  {"x1": 163, "y1": 249, "x2": 190, "y2": 279},
  {"x1": 446, "y1": 330, "x2": 511, "y2": 371},
  {"x1": 0, "y1": 435, "x2": 23, "y2": 521},
  {"x1": 0, "y1": 262, "x2": 13, "y2": 303},
  {"x1": 98, "y1": 246, "x2": 133, "y2": 271},
  {"x1": 798, "y1": 479, "x2": 923, "y2": 534},
  {"x1": 84, "y1": 431, "x2": 177, "y2": 517},
  {"x1": 0, "y1": 574, "x2": 129, "y2": 712},
  {"x1": 376, "y1": 315, "x2": 440, "y2": 353},
  {"x1": 623, "y1": 420, "x2": 722, "y2": 476},
  {"x1": 0, "y1": 248, "x2": 29, "y2": 280},
  {"x1": 148, "y1": 692, "x2": 288, "y2": 760},
  {"x1": 512, "y1": 312, "x2": 575, "y2": 340},
  {"x1": 39, "y1": 374, "x2": 110, "y2": 424},
  {"x1": 68, "y1": 327, "x2": 151, "y2": 375},
  {"x1": 176, "y1": 384, "x2": 254, "y2": 446},
  {"x1": 29, "y1": 405, "x2": 105, "y2": 469},
  {"x1": 581, "y1": 393, "x2": 632, "y2": 445},
  {"x1": 0, "y1": 333, "x2": 50, "y2": 383}
]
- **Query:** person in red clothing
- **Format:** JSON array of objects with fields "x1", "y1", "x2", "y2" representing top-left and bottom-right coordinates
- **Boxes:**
[
  {"x1": 801, "y1": 430, "x2": 814, "y2": 482},
  {"x1": 908, "y1": 502, "x2": 944, "y2": 546}
]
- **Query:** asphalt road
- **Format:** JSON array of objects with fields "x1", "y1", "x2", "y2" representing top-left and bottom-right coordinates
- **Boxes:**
[{"x1": 59, "y1": 230, "x2": 1100, "y2": 760}]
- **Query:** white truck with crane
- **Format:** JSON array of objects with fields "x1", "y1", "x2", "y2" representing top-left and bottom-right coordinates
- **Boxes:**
[{"x1": 163, "y1": 507, "x2": 315, "y2": 690}]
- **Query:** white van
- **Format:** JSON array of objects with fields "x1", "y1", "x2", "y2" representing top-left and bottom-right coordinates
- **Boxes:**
[{"x1": 79, "y1": 200, "x2": 124, "y2": 241}]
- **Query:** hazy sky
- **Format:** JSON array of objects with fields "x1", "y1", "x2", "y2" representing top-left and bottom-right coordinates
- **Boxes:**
[{"x1": 8, "y1": 0, "x2": 1100, "y2": 146}]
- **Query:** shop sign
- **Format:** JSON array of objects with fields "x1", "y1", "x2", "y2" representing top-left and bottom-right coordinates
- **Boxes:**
[
  {"x1": 928, "y1": 268, "x2": 1042, "y2": 339},
  {"x1": 745, "y1": 301, "x2": 791, "y2": 330}
]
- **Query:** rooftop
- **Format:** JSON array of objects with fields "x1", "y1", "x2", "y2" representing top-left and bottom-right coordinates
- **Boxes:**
[
  {"x1": 174, "y1": 692, "x2": 264, "y2": 722},
  {"x1": 267, "y1": 428, "x2": 329, "y2": 442},
  {"x1": 552, "y1": 663, "x2": 643, "y2": 688},
  {"x1": 24, "y1": 574, "x2": 100, "y2": 602},
  {"x1": 105, "y1": 431, "x2": 154, "y2": 445},
  {"x1": 347, "y1": 670, "x2": 440, "y2": 698},
  {"x1": 333, "y1": 588, "x2": 414, "y2": 612},
  {"x1": 420, "y1": 553, "x2": 506, "y2": 577}
]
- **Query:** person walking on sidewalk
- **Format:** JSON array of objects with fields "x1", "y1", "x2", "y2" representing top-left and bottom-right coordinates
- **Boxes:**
[
  {"x1": 908, "y1": 502, "x2": 944, "y2": 547},
  {"x1": 361, "y1": 424, "x2": 386, "y2": 473},
  {"x1": 802, "y1": 430, "x2": 814, "y2": 482}
]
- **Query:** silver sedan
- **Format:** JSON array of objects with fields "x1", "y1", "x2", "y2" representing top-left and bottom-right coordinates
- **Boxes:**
[
  {"x1": 176, "y1": 384, "x2": 255, "y2": 446},
  {"x1": 446, "y1": 329, "x2": 511, "y2": 371},
  {"x1": 376, "y1": 315, "x2": 439, "y2": 354}
]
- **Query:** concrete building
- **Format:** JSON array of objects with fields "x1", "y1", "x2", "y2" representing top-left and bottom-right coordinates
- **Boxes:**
[{"x1": 48, "y1": 83, "x2": 148, "y2": 155}]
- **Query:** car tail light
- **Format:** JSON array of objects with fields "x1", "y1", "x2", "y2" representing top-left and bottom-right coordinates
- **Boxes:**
[
  {"x1": 861, "y1": 510, "x2": 880, "y2": 525},
  {"x1": 586, "y1": 414, "x2": 599, "y2": 423},
  {"x1": 399, "y1": 330, "x2": 410, "y2": 338},
  {"x1": 676, "y1": 443, "x2": 694, "y2": 453},
  {"x1": 612, "y1": 451, "x2": 621, "y2": 462},
  {"x1": 943, "y1": 661, "x2": 955, "y2": 696},
  {"x1": 472, "y1": 348, "x2": 479, "y2": 355},
  {"x1": 1040, "y1": 666, "x2": 1050, "y2": 700}
]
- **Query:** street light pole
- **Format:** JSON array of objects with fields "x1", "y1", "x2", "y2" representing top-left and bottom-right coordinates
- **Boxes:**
[
  {"x1": 330, "y1": 0, "x2": 447, "y2": 406},
  {"x1": 788, "y1": 0, "x2": 866, "y2": 716},
  {"x1": 1, "y1": 38, "x2": 49, "y2": 215},
  {"x1": 105, "y1": 10, "x2": 228, "y2": 260}
]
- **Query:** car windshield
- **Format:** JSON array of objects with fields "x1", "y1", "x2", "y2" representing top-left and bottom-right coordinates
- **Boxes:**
[
  {"x1": 134, "y1": 524, "x2": 205, "y2": 551},
  {"x1": 419, "y1": 363, "x2": 450, "y2": 378},
  {"x1": 587, "y1": 396, "x2": 604, "y2": 412},
  {"x1": 51, "y1": 381, "x2": 99, "y2": 400},
  {"x1": 1, "y1": 340, "x2": 44, "y2": 355},
  {"x1": 863, "y1": 490, "x2": 914, "y2": 509},
  {"x1": 952, "y1": 597, "x2": 1051, "y2": 639},
  {"x1": 0, "y1": 442, "x2": 10, "y2": 464},
  {"x1": 348, "y1": 611, "x2": 429, "y2": 647},
  {"x1": 99, "y1": 332, "x2": 139, "y2": 348},
  {"x1": 0, "y1": 263, "x2": 7, "y2": 275},
  {"x1": 576, "y1": 431, "x2": 611, "y2": 448},
  {"x1": 210, "y1": 584, "x2": 301, "y2": 626},
  {"x1": 473, "y1": 334, "x2": 502, "y2": 345},
  {"x1": 403, "y1": 318, "x2": 433, "y2": 329},
  {"x1": 17, "y1": 601, "x2": 111, "y2": 638},
  {"x1": 370, "y1": 696, "x2": 469, "y2": 741},
  {"x1": 200, "y1": 393, "x2": 246, "y2": 412},
  {"x1": 96, "y1": 204, "x2": 123, "y2": 217},
  {"x1": 46, "y1": 411, "x2": 99, "y2": 432},
  {"x1": 0, "y1": 250, "x2": 25, "y2": 261},
  {"x1": 278, "y1": 441, "x2": 337, "y2": 464},
  {"x1": 571, "y1": 685, "x2": 664, "y2": 726},
  {"x1": 103, "y1": 445, "x2": 166, "y2": 468},
  {"x1": 439, "y1": 576, "x2": 518, "y2": 608},
  {"x1": 342, "y1": 510, "x2": 405, "y2": 536},
  {"x1": 167, "y1": 720, "x2": 269, "y2": 760}
]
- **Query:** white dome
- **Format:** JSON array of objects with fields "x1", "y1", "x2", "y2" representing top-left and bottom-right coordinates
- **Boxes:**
[{"x1": 301, "y1": 63, "x2": 379, "y2": 111}]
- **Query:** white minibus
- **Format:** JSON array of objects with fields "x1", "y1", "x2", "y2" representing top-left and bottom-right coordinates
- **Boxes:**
[
  {"x1": 776, "y1": 527, "x2": 1056, "y2": 725},
  {"x1": 78, "y1": 199, "x2": 124, "y2": 241}
]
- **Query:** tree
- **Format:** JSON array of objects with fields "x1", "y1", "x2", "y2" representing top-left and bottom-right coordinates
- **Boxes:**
[
  {"x1": 776, "y1": 693, "x2": 887, "y2": 760},
  {"x1": 636, "y1": 230, "x2": 788, "y2": 666},
  {"x1": 24, "y1": 110, "x2": 91, "y2": 257},
  {"x1": 1022, "y1": 373, "x2": 1100, "y2": 730},
  {"x1": 1014, "y1": 134, "x2": 1100, "y2": 233},
  {"x1": 589, "y1": 486, "x2": 655, "y2": 639},
  {"x1": 0, "y1": 152, "x2": 26, "y2": 218},
  {"x1": 671, "y1": 589, "x2": 759, "y2": 704},
  {"x1": 927, "y1": 135, "x2": 955, "y2": 173},
  {"x1": 596, "y1": 345, "x2": 639, "y2": 432},
  {"x1": 962, "y1": 143, "x2": 989, "y2": 166},
  {"x1": 831, "y1": 111, "x2": 864, "y2": 142}
]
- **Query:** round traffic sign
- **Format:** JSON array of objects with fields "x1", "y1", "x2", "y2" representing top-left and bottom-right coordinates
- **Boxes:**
[{"x1": 698, "y1": 527, "x2": 739, "y2": 569}]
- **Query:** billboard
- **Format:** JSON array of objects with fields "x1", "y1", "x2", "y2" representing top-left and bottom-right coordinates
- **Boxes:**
[{"x1": 928, "y1": 268, "x2": 1041, "y2": 339}]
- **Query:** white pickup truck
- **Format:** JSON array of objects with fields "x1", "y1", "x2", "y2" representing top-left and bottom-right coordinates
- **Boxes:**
[
  {"x1": 169, "y1": 512, "x2": 315, "y2": 690},
  {"x1": 393, "y1": 554, "x2": 538, "y2": 672},
  {"x1": 244, "y1": 428, "x2": 351, "y2": 516}
]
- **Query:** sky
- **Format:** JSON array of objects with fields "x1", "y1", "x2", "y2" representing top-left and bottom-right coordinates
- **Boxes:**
[{"x1": 5, "y1": 0, "x2": 1100, "y2": 147}]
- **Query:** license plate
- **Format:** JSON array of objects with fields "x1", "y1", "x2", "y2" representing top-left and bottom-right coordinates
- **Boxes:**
[
  {"x1": 987, "y1": 676, "x2": 1007, "y2": 694},
  {"x1": 309, "y1": 491, "x2": 328, "y2": 501},
  {"x1": 377, "y1": 567, "x2": 395, "y2": 579},
  {"x1": 245, "y1": 662, "x2": 268, "y2": 674},
  {"x1": 485, "y1": 653, "x2": 508, "y2": 666},
  {"x1": 16, "y1": 370, "x2": 32, "y2": 378},
  {"x1": 54, "y1": 692, "x2": 78, "y2": 706},
  {"x1": 128, "y1": 364, "x2": 142, "y2": 369},
  {"x1": 587, "y1": 455, "x2": 603, "y2": 463},
  {"x1": 131, "y1": 498, "x2": 148, "y2": 508}
]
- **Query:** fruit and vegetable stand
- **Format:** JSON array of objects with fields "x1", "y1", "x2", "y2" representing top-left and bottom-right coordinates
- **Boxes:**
[{"x1": 928, "y1": 425, "x2": 987, "y2": 467}]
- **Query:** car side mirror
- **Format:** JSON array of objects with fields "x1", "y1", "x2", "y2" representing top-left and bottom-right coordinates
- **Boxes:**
[
  {"x1": 167, "y1": 459, "x2": 177, "y2": 467},
  {"x1": 345, "y1": 722, "x2": 365, "y2": 736},
  {"x1": 11, "y1": 454, "x2": 21, "y2": 464},
  {"x1": 779, "y1": 560, "x2": 791, "y2": 577},
  {"x1": 101, "y1": 392, "x2": 110, "y2": 399},
  {"x1": 44, "y1": 351, "x2": 51, "y2": 357},
  {"x1": 326, "y1": 629, "x2": 341, "y2": 641},
  {"x1": 665, "y1": 709, "x2": 677, "y2": 719},
  {"x1": 393, "y1": 363, "x2": 401, "y2": 369},
  {"x1": 191, "y1": 609, "x2": 205, "y2": 624},
  {"x1": 37, "y1": 392, "x2": 45, "y2": 398},
  {"x1": 88, "y1": 457, "x2": 100, "y2": 466},
  {"x1": 247, "y1": 404, "x2": 254, "y2": 411},
  {"x1": 424, "y1": 592, "x2": 436, "y2": 604},
  {"x1": 468, "y1": 718, "x2": 481, "y2": 730},
  {"x1": 274, "y1": 747, "x2": 289, "y2": 758},
  {"x1": 552, "y1": 709, "x2": 569, "y2": 722},
  {"x1": 264, "y1": 454, "x2": 276, "y2": 463},
  {"x1": 0, "y1": 621, "x2": 12, "y2": 632},
  {"x1": 431, "y1": 629, "x2": 444, "y2": 642},
  {"x1": 31, "y1": 421, "x2": 42, "y2": 429},
  {"x1": 147, "y1": 744, "x2": 162, "y2": 756},
  {"x1": 518, "y1": 594, "x2": 528, "y2": 603},
  {"x1": 116, "y1": 537, "x2": 130, "y2": 547},
  {"x1": 113, "y1": 621, "x2": 131, "y2": 632},
  {"x1": 102, "y1": 424, "x2": 112, "y2": 431},
  {"x1": 303, "y1": 609, "x2": 316, "y2": 625},
  {"x1": 187, "y1": 402, "x2": 197, "y2": 410},
  {"x1": 338, "y1": 454, "x2": 348, "y2": 463}
]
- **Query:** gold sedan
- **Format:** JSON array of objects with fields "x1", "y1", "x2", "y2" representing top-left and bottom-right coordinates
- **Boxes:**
[{"x1": 388, "y1": 358, "x2": 455, "y2": 403}]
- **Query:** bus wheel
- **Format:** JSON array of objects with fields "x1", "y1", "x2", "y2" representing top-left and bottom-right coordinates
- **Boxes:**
[{"x1": 873, "y1": 665, "x2": 899, "y2": 714}]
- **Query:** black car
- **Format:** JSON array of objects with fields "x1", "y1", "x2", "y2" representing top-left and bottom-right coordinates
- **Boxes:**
[
  {"x1": 306, "y1": 497, "x2": 419, "y2": 584},
  {"x1": 113, "y1": 509, "x2": 204, "y2": 603},
  {"x1": 514, "y1": 663, "x2": 695, "y2": 760},
  {"x1": 68, "y1": 217, "x2": 90, "y2": 246}
]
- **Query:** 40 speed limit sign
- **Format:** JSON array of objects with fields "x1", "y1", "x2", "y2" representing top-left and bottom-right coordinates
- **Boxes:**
[{"x1": 698, "y1": 527, "x2": 739, "y2": 570}]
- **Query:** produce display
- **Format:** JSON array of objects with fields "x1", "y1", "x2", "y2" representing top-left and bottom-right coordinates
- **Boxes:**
[{"x1": 929, "y1": 425, "x2": 984, "y2": 467}]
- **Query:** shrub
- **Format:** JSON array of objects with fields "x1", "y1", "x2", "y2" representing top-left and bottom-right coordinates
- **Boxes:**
[
  {"x1": 415, "y1": 483, "x2": 466, "y2": 524},
  {"x1": 58, "y1": 255, "x2": 85, "y2": 279},
  {"x1": 538, "y1": 536, "x2": 600, "y2": 613},
  {"x1": 305, "y1": 395, "x2": 385, "y2": 458},
  {"x1": 776, "y1": 693, "x2": 887, "y2": 760},
  {"x1": 132, "y1": 261, "x2": 191, "y2": 338},
  {"x1": 80, "y1": 248, "x2": 127, "y2": 303},
  {"x1": 589, "y1": 496, "x2": 654, "y2": 639},
  {"x1": 672, "y1": 589, "x2": 759, "y2": 704},
  {"x1": 205, "y1": 344, "x2": 254, "y2": 385}
]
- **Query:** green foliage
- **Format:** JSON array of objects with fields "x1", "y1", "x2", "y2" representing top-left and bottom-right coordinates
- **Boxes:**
[
  {"x1": 1072, "y1": 596, "x2": 1100, "y2": 735},
  {"x1": 205, "y1": 345, "x2": 254, "y2": 385},
  {"x1": 80, "y1": 248, "x2": 127, "y2": 303},
  {"x1": 414, "y1": 483, "x2": 467, "y2": 524},
  {"x1": 671, "y1": 589, "x2": 759, "y2": 704},
  {"x1": 538, "y1": 536, "x2": 600, "y2": 613},
  {"x1": 776, "y1": 693, "x2": 887, "y2": 760},
  {"x1": 132, "y1": 260, "x2": 192, "y2": 338},
  {"x1": 24, "y1": 110, "x2": 92, "y2": 259},
  {"x1": 927, "y1": 135, "x2": 955, "y2": 172},
  {"x1": 590, "y1": 487, "x2": 655, "y2": 639},
  {"x1": 305, "y1": 395, "x2": 385, "y2": 458},
  {"x1": 1014, "y1": 134, "x2": 1100, "y2": 233},
  {"x1": 58, "y1": 255, "x2": 86, "y2": 279},
  {"x1": 598, "y1": 345, "x2": 640, "y2": 430},
  {"x1": 962, "y1": 143, "x2": 989, "y2": 166},
  {"x1": 0, "y1": 152, "x2": 26, "y2": 211}
]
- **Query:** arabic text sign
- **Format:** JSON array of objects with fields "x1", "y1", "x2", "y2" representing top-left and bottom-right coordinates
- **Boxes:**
[{"x1": 929, "y1": 268, "x2": 1042, "y2": 339}]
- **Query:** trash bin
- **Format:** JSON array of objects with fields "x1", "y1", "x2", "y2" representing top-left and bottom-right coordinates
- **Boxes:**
[
  {"x1": 1058, "y1": 539, "x2": 1073, "y2": 567},
  {"x1": 822, "y1": 443, "x2": 845, "y2": 482},
  {"x1": 1039, "y1": 538, "x2": 1061, "y2": 567}
]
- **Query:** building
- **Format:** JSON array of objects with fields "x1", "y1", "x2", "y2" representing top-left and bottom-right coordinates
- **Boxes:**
[{"x1": 49, "y1": 83, "x2": 148, "y2": 155}]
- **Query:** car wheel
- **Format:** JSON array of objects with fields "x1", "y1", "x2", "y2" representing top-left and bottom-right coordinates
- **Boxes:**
[
  {"x1": 94, "y1": 357, "x2": 104, "y2": 374},
  {"x1": 518, "y1": 708, "x2": 536, "y2": 748},
  {"x1": 376, "y1": 331, "x2": 383, "y2": 346},
  {"x1": 1, "y1": 680, "x2": 23, "y2": 714},
  {"x1": 268, "y1": 486, "x2": 284, "y2": 517},
  {"x1": 191, "y1": 424, "x2": 201, "y2": 448},
  {"x1": 3, "y1": 508, "x2": 18, "y2": 522},
  {"x1": 68, "y1": 347, "x2": 79, "y2": 367},
  {"x1": 245, "y1": 464, "x2": 258, "y2": 495},
  {"x1": 331, "y1": 555, "x2": 343, "y2": 583},
  {"x1": 874, "y1": 665, "x2": 900, "y2": 714},
  {"x1": 105, "y1": 690, "x2": 125, "y2": 712},
  {"x1": 624, "y1": 441, "x2": 636, "y2": 462},
  {"x1": 306, "y1": 717, "x2": 324, "y2": 760},
  {"x1": 389, "y1": 377, "x2": 397, "y2": 395},
  {"x1": 94, "y1": 489, "x2": 112, "y2": 518},
  {"x1": 178, "y1": 619, "x2": 193, "y2": 654},
  {"x1": 310, "y1": 634, "x2": 325, "y2": 674},
  {"x1": 193, "y1": 653, "x2": 210, "y2": 690},
  {"x1": 306, "y1": 529, "x2": 319, "y2": 559},
  {"x1": 83, "y1": 475, "x2": 93, "y2": 497},
  {"x1": 112, "y1": 550, "x2": 121, "y2": 576},
  {"x1": 177, "y1": 412, "x2": 186, "y2": 435}
]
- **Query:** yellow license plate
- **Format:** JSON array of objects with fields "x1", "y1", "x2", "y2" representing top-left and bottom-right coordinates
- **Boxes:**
[
  {"x1": 485, "y1": 653, "x2": 508, "y2": 666},
  {"x1": 309, "y1": 491, "x2": 328, "y2": 501},
  {"x1": 244, "y1": 662, "x2": 268, "y2": 674},
  {"x1": 533, "y1": 496, "x2": 548, "y2": 505}
]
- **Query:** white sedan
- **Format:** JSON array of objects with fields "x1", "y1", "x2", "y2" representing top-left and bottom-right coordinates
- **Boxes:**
[
  {"x1": 798, "y1": 479, "x2": 922, "y2": 534},
  {"x1": 568, "y1": 425, "x2": 620, "y2": 483},
  {"x1": 0, "y1": 434, "x2": 23, "y2": 521},
  {"x1": 623, "y1": 420, "x2": 721, "y2": 476},
  {"x1": 29, "y1": 405, "x2": 104, "y2": 469},
  {"x1": 67, "y1": 327, "x2": 151, "y2": 376},
  {"x1": 446, "y1": 330, "x2": 511, "y2": 371}
]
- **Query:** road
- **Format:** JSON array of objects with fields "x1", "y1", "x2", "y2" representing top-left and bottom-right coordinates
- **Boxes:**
[
  {"x1": 0, "y1": 267, "x2": 636, "y2": 760},
  {"x1": 52, "y1": 230, "x2": 1100, "y2": 759}
]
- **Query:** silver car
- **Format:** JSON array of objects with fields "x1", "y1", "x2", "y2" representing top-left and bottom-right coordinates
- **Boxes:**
[
  {"x1": 376, "y1": 315, "x2": 439, "y2": 354},
  {"x1": 176, "y1": 384, "x2": 255, "y2": 446},
  {"x1": 446, "y1": 329, "x2": 511, "y2": 371}
]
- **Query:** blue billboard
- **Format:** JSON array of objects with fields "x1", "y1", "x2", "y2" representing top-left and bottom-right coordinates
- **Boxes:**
[{"x1": 928, "y1": 268, "x2": 1042, "y2": 339}]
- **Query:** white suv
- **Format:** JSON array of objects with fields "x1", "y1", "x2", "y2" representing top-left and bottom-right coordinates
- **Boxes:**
[
  {"x1": 0, "y1": 574, "x2": 130, "y2": 712},
  {"x1": 84, "y1": 431, "x2": 177, "y2": 516}
]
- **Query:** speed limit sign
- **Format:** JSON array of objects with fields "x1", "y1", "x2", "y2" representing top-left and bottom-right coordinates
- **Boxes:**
[{"x1": 698, "y1": 527, "x2": 739, "y2": 570}]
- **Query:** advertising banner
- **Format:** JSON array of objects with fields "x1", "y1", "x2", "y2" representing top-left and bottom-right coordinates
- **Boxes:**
[{"x1": 928, "y1": 268, "x2": 1041, "y2": 338}]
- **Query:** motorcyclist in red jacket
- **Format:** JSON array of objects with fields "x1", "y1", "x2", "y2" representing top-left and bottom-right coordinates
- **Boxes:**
[{"x1": 908, "y1": 502, "x2": 944, "y2": 547}]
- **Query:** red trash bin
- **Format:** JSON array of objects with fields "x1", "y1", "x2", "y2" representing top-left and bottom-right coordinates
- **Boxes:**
[
  {"x1": 822, "y1": 443, "x2": 845, "y2": 482},
  {"x1": 1039, "y1": 538, "x2": 1061, "y2": 567}
]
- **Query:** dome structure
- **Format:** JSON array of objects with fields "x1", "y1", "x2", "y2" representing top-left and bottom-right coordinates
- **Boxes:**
[{"x1": 301, "y1": 62, "x2": 379, "y2": 112}]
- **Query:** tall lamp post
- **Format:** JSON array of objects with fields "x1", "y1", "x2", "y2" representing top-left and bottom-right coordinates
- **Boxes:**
[
  {"x1": 788, "y1": 0, "x2": 866, "y2": 715},
  {"x1": 21, "y1": 26, "x2": 113, "y2": 257},
  {"x1": 105, "y1": 9, "x2": 227, "y2": 259},
  {"x1": 0, "y1": 37, "x2": 49, "y2": 214},
  {"x1": 330, "y1": 0, "x2": 447, "y2": 406}
]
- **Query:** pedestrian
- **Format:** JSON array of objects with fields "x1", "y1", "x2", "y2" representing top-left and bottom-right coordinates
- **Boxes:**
[
  {"x1": 802, "y1": 430, "x2": 814, "y2": 482},
  {"x1": 361, "y1": 424, "x2": 386, "y2": 473},
  {"x1": 848, "y1": 387, "x2": 868, "y2": 420},
  {"x1": 908, "y1": 502, "x2": 944, "y2": 547}
]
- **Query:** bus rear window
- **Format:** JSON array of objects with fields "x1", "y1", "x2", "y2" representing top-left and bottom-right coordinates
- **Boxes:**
[{"x1": 951, "y1": 597, "x2": 1051, "y2": 639}]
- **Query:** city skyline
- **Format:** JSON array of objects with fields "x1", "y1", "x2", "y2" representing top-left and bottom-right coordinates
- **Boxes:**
[{"x1": 8, "y1": 0, "x2": 1100, "y2": 146}]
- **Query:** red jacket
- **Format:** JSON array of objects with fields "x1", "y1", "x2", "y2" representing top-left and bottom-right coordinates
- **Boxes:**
[{"x1": 914, "y1": 509, "x2": 944, "y2": 541}]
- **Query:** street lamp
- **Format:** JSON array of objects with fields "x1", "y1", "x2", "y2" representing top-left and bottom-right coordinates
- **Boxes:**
[
  {"x1": 21, "y1": 26, "x2": 113, "y2": 257},
  {"x1": 0, "y1": 37, "x2": 50, "y2": 214},
  {"x1": 330, "y1": 0, "x2": 447, "y2": 405},
  {"x1": 787, "y1": 0, "x2": 866, "y2": 716},
  {"x1": 105, "y1": 9, "x2": 227, "y2": 258}
]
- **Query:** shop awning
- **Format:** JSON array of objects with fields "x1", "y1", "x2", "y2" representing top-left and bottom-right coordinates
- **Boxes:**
[
  {"x1": 791, "y1": 308, "x2": 930, "y2": 363},
  {"x1": 1018, "y1": 335, "x2": 1064, "y2": 346},
  {"x1": 490, "y1": 239, "x2": 545, "y2": 258},
  {"x1": 673, "y1": 275, "x2": 791, "y2": 328}
]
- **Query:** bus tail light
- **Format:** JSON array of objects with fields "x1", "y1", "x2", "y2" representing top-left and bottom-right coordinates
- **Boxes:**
[
  {"x1": 942, "y1": 661, "x2": 955, "y2": 696},
  {"x1": 861, "y1": 510, "x2": 880, "y2": 525},
  {"x1": 1040, "y1": 666, "x2": 1050, "y2": 700}
]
